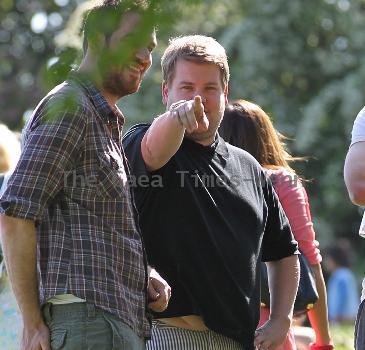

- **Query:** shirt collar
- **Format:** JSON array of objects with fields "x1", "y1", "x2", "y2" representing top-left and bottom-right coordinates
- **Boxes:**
[
  {"x1": 68, "y1": 70, "x2": 125, "y2": 127},
  {"x1": 215, "y1": 135, "x2": 229, "y2": 158},
  {"x1": 183, "y1": 134, "x2": 229, "y2": 158}
]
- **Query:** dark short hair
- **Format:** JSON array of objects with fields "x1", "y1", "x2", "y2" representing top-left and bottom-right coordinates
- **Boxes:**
[{"x1": 82, "y1": 0, "x2": 150, "y2": 56}]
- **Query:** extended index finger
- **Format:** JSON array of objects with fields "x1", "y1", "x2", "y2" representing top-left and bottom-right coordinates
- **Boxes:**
[
  {"x1": 193, "y1": 95, "x2": 209, "y2": 130},
  {"x1": 193, "y1": 95, "x2": 204, "y2": 119}
]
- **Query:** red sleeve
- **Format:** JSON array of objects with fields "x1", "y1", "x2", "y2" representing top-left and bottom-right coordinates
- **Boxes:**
[{"x1": 270, "y1": 168, "x2": 322, "y2": 265}]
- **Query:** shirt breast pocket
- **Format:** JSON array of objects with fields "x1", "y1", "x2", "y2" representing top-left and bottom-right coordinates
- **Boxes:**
[{"x1": 97, "y1": 153, "x2": 128, "y2": 198}]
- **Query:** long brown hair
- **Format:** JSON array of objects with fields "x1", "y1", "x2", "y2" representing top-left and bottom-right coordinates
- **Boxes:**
[{"x1": 219, "y1": 99, "x2": 301, "y2": 173}]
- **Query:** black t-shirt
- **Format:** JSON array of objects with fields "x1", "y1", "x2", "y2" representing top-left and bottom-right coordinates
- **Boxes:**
[{"x1": 123, "y1": 124, "x2": 298, "y2": 349}]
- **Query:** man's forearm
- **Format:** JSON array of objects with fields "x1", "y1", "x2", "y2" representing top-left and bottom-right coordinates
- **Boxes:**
[
  {"x1": 141, "y1": 110, "x2": 185, "y2": 171},
  {"x1": 267, "y1": 255, "x2": 300, "y2": 323},
  {"x1": 0, "y1": 215, "x2": 43, "y2": 326}
]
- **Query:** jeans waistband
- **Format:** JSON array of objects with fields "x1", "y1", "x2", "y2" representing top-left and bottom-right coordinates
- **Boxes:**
[{"x1": 42, "y1": 302, "x2": 99, "y2": 322}]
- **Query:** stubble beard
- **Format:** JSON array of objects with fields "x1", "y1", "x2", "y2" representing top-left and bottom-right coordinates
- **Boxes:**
[
  {"x1": 185, "y1": 106, "x2": 225, "y2": 145},
  {"x1": 102, "y1": 69, "x2": 141, "y2": 98},
  {"x1": 185, "y1": 120, "x2": 220, "y2": 145}
]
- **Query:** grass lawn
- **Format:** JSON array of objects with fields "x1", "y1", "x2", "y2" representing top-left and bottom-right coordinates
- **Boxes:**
[{"x1": 330, "y1": 323, "x2": 355, "y2": 350}]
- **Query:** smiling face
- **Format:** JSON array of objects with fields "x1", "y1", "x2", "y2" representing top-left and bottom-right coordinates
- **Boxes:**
[
  {"x1": 163, "y1": 58, "x2": 228, "y2": 145},
  {"x1": 100, "y1": 12, "x2": 157, "y2": 98}
]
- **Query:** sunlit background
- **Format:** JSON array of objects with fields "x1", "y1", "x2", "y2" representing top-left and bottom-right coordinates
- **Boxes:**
[{"x1": 0, "y1": 1, "x2": 365, "y2": 347}]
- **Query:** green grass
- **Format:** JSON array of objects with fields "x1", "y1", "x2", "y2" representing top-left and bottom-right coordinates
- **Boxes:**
[{"x1": 330, "y1": 323, "x2": 355, "y2": 350}]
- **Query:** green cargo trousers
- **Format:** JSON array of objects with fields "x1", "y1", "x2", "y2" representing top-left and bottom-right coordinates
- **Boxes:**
[{"x1": 42, "y1": 302, "x2": 146, "y2": 350}]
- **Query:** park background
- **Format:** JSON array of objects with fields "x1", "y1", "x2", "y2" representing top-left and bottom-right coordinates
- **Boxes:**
[{"x1": 0, "y1": 0, "x2": 364, "y2": 349}]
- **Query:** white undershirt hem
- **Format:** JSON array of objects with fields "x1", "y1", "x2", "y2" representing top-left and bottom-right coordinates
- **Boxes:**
[{"x1": 47, "y1": 294, "x2": 86, "y2": 305}]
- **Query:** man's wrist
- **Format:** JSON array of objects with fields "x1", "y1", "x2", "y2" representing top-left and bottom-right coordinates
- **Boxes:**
[
  {"x1": 170, "y1": 109, "x2": 184, "y2": 128},
  {"x1": 269, "y1": 314, "x2": 291, "y2": 328},
  {"x1": 22, "y1": 313, "x2": 45, "y2": 329},
  {"x1": 148, "y1": 267, "x2": 161, "y2": 280},
  {"x1": 169, "y1": 101, "x2": 186, "y2": 128},
  {"x1": 20, "y1": 304, "x2": 44, "y2": 327}
]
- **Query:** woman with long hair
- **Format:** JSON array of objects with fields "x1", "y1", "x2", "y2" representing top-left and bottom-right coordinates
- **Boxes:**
[{"x1": 219, "y1": 100, "x2": 333, "y2": 350}]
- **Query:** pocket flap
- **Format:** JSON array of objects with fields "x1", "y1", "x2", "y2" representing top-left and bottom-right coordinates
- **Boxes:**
[{"x1": 51, "y1": 329, "x2": 67, "y2": 349}]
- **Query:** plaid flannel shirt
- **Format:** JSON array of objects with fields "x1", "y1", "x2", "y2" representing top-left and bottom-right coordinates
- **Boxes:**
[{"x1": 0, "y1": 72, "x2": 151, "y2": 338}]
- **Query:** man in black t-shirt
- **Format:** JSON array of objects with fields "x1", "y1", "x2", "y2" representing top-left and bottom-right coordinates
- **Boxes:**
[{"x1": 123, "y1": 35, "x2": 300, "y2": 350}]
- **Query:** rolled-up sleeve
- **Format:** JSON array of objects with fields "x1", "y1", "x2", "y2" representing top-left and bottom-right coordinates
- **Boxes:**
[
  {"x1": 351, "y1": 107, "x2": 365, "y2": 145},
  {"x1": 123, "y1": 123, "x2": 150, "y2": 178},
  {"x1": 0, "y1": 95, "x2": 87, "y2": 222}
]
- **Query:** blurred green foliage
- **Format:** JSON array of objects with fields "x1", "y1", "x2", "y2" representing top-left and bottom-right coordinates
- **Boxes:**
[{"x1": 1, "y1": 0, "x2": 364, "y2": 271}]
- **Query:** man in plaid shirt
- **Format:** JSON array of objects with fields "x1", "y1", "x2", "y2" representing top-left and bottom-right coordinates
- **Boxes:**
[{"x1": 0, "y1": 1, "x2": 170, "y2": 349}]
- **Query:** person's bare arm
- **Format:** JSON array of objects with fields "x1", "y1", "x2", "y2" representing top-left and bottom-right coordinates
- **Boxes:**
[
  {"x1": 0, "y1": 214, "x2": 50, "y2": 350},
  {"x1": 141, "y1": 96, "x2": 208, "y2": 171},
  {"x1": 307, "y1": 263, "x2": 332, "y2": 345},
  {"x1": 255, "y1": 255, "x2": 300, "y2": 350},
  {"x1": 344, "y1": 141, "x2": 365, "y2": 206}
]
